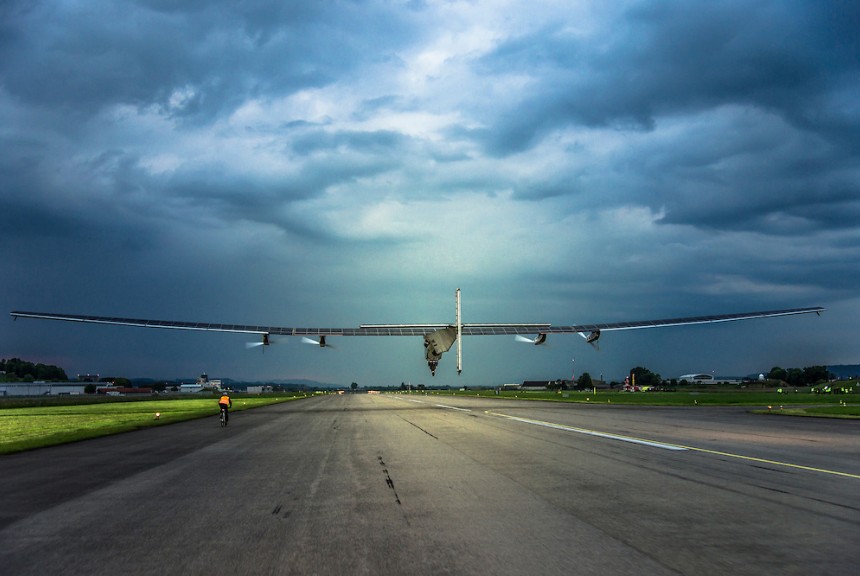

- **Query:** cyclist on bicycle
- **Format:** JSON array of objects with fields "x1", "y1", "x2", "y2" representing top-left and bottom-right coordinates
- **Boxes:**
[{"x1": 218, "y1": 392, "x2": 233, "y2": 425}]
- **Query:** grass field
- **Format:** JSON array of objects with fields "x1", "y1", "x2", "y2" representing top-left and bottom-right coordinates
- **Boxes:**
[{"x1": 0, "y1": 394, "x2": 307, "y2": 455}]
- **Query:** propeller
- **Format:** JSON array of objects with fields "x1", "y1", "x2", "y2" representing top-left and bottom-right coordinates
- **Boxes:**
[
  {"x1": 301, "y1": 335, "x2": 335, "y2": 349},
  {"x1": 579, "y1": 330, "x2": 600, "y2": 350},
  {"x1": 515, "y1": 333, "x2": 548, "y2": 345},
  {"x1": 245, "y1": 333, "x2": 280, "y2": 350}
]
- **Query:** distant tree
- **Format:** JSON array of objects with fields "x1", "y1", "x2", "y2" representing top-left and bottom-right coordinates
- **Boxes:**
[
  {"x1": 351, "y1": 382, "x2": 358, "y2": 391},
  {"x1": 802, "y1": 366, "x2": 830, "y2": 385},
  {"x1": 768, "y1": 367, "x2": 788, "y2": 381},
  {"x1": 35, "y1": 363, "x2": 67, "y2": 381},
  {"x1": 629, "y1": 366, "x2": 661, "y2": 388},
  {"x1": 578, "y1": 372, "x2": 593, "y2": 389},
  {"x1": 84, "y1": 383, "x2": 97, "y2": 394},
  {"x1": 0, "y1": 358, "x2": 67, "y2": 381},
  {"x1": 152, "y1": 382, "x2": 167, "y2": 393},
  {"x1": 785, "y1": 368, "x2": 804, "y2": 387}
]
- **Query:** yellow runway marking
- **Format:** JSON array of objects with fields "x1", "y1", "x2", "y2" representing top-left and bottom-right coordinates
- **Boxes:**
[
  {"x1": 487, "y1": 411, "x2": 860, "y2": 480},
  {"x1": 673, "y1": 444, "x2": 860, "y2": 479}
]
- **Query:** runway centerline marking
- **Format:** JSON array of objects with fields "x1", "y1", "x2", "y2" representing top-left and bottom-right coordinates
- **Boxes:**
[
  {"x1": 433, "y1": 403, "x2": 471, "y2": 412},
  {"x1": 487, "y1": 411, "x2": 860, "y2": 479}
]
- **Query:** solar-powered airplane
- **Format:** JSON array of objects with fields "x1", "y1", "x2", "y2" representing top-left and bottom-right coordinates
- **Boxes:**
[{"x1": 11, "y1": 289, "x2": 823, "y2": 376}]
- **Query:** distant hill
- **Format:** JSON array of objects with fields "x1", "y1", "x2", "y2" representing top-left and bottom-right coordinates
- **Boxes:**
[{"x1": 828, "y1": 365, "x2": 860, "y2": 379}]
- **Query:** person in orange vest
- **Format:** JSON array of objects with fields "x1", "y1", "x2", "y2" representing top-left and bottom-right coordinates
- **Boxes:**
[{"x1": 218, "y1": 392, "x2": 233, "y2": 425}]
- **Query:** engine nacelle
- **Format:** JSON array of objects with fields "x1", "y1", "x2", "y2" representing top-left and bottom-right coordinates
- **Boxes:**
[
  {"x1": 515, "y1": 333, "x2": 548, "y2": 345},
  {"x1": 580, "y1": 329, "x2": 600, "y2": 349},
  {"x1": 301, "y1": 335, "x2": 331, "y2": 348}
]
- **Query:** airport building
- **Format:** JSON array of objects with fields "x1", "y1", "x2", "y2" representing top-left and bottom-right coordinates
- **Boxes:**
[
  {"x1": 0, "y1": 382, "x2": 89, "y2": 396},
  {"x1": 679, "y1": 374, "x2": 715, "y2": 383},
  {"x1": 0, "y1": 382, "x2": 152, "y2": 396},
  {"x1": 678, "y1": 373, "x2": 744, "y2": 384},
  {"x1": 179, "y1": 384, "x2": 204, "y2": 393}
]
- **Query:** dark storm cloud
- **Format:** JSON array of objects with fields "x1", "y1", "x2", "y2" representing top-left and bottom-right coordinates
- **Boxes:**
[
  {"x1": 471, "y1": 1, "x2": 860, "y2": 239},
  {"x1": 481, "y1": 1, "x2": 859, "y2": 151},
  {"x1": 619, "y1": 114, "x2": 860, "y2": 232},
  {"x1": 1, "y1": 0, "x2": 419, "y2": 120}
]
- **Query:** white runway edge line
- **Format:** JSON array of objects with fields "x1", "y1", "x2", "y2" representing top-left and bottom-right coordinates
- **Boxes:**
[
  {"x1": 487, "y1": 411, "x2": 688, "y2": 451},
  {"x1": 390, "y1": 396, "x2": 472, "y2": 412},
  {"x1": 487, "y1": 411, "x2": 860, "y2": 479},
  {"x1": 392, "y1": 399, "x2": 859, "y2": 478}
]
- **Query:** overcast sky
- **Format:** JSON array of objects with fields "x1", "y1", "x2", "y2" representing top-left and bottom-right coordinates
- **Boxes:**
[{"x1": 3, "y1": 0, "x2": 858, "y2": 386}]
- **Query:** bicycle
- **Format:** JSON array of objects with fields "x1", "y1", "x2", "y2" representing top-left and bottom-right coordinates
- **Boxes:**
[{"x1": 220, "y1": 407, "x2": 228, "y2": 427}]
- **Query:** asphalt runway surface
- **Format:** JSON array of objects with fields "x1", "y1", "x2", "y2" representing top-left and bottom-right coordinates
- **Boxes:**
[{"x1": 1, "y1": 394, "x2": 858, "y2": 575}]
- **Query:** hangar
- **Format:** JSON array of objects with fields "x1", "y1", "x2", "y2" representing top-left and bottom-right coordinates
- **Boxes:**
[
  {"x1": 679, "y1": 374, "x2": 715, "y2": 383},
  {"x1": 0, "y1": 382, "x2": 89, "y2": 396}
]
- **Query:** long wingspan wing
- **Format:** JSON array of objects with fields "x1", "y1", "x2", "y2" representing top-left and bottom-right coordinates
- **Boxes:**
[
  {"x1": 462, "y1": 307, "x2": 825, "y2": 335},
  {"x1": 8, "y1": 311, "x2": 446, "y2": 337},
  {"x1": 10, "y1": 307, "x2": 823, "y2": 336},
  {"x1": 10, "y1": 304, "x2": 824, "y2": 376}
]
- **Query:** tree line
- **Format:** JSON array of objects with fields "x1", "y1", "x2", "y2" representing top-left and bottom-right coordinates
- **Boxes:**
[
  {"x1": 559, "y1": 365, "x2": 835, "y2": 389},
  {"x1": 1, "y1": 358, "x2": 68, "y2": 382},
  {"x1": 629, "y1": 365, "x2": 833, "y2": 388},
  {"x1": 765, "y1": 365, "x2": 831, "y2": 387}
]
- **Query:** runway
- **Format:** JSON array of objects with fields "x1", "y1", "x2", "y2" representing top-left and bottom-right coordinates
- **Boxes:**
[{"x1": 1, "y1": 394, "x2": 858, "y2": 575}]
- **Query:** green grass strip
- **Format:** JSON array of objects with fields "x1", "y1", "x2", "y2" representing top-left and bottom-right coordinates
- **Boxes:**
[{"x1": 0, "y1": 395, "x2": 307, "y2": 454}]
